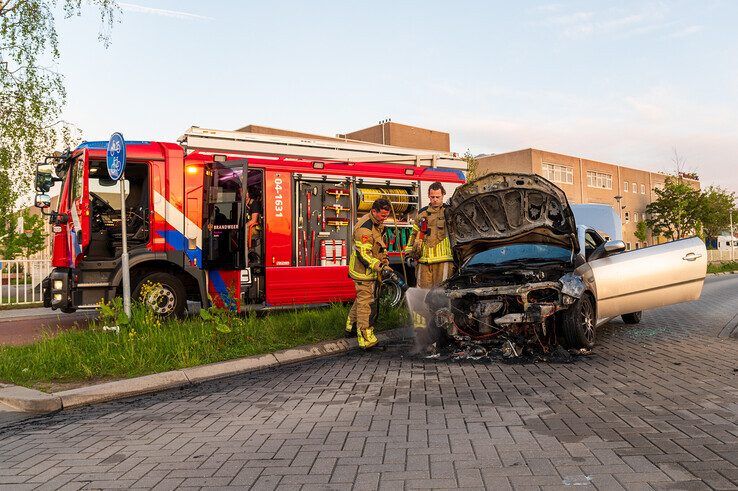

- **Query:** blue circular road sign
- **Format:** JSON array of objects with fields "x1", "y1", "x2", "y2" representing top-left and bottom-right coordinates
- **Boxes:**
[{"x1": 106, "y1": 132, "x2": 126, "y2": 181}]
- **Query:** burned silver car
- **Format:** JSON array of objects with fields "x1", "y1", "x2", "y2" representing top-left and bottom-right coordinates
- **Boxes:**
[{"x1": 425, "y1": 173, "x2": 706, "y2": 352}]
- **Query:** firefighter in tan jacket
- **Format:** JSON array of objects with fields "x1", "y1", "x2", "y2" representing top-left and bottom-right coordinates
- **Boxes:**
[
  {"x1": 346, "y1": 198, "x2": 391, "y2": 349},
  {"x1": 405, "y1": 182, "x2": 454, "y2": 289}
]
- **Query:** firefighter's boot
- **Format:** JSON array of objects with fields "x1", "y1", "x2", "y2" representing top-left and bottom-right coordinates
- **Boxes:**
[
  {"x1": 345, "y1": 317, "x2": 357, "y2": 338},
  {"x1": 358, "y1": 327, "x2": 378, "y2": 349}
]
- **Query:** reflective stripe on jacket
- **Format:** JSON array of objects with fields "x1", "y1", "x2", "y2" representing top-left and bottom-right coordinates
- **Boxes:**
[
  {"x1": 349, "y1": 213, "x2": 387, "y2": 281},
  {"x1": 405, "y1": 204, "x2": 453, "y2": 264}
]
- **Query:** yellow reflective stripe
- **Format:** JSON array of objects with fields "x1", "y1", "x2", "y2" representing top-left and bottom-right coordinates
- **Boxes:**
[
  {"x1": 348, "y1": 252, "x2": 377, "y2": 280},
  {"x1": 418, "y1": 237, "x2": 453, "y2": 264},
  {"x1": 356, "y1": 243, "x2": 379, "y2": 270}
]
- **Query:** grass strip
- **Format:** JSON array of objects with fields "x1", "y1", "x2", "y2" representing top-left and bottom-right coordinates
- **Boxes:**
[
  {"x1": 707, "y1": 261, "x2": 738, "y2": 274},
  {"x1": 0, "y1": 303, "x2": 408, "y2": 389}
]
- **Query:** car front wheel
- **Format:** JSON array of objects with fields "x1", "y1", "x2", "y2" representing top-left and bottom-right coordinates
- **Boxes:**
[{"x1": 559, "y1": 294, "x2": 596, "y2": 349}]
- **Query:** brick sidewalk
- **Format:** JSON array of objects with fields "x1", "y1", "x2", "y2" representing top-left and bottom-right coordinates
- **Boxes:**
[{"x1": 1, "y1": 276, "x2": 737, "y2": 490}]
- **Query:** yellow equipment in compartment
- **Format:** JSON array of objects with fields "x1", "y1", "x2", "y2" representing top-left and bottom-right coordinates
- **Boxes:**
[{"x1": 357, "y1": 187, "x2": 411, "y2": 213}]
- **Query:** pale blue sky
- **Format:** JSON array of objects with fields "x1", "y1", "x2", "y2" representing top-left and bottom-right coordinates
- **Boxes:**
[{"x1": 55, "y1": 1, "x2": 738, "y2": 192}]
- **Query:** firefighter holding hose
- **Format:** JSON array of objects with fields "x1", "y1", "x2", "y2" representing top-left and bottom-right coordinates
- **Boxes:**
[
  {"x1": 406, "y1": 182, "x2": 454, "y2": 289},
  {"x1": 346, "y1": 198, "x2": 392, "y2": 349}
]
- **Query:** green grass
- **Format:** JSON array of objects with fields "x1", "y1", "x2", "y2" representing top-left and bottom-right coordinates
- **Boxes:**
[
  {"x1": 707, "y1": 261, "x2": 738, "y2": 274},
  {"x1": 0, "y1": 302, "x2": 409, "y2": 389},
  {"x1": 0, "y1": 302, "x2": 43, "y2": 311}
]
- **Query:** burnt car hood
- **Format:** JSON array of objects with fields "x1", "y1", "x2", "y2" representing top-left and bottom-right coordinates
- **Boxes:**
[{"x1": 445, "y1": 173, "x2": 579, "y2": 265}]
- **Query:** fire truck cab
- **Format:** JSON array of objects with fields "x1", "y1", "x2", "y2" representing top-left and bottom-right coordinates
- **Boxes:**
[{"x1": 35, "y1": 130, "x2": 466, "y2": 315}]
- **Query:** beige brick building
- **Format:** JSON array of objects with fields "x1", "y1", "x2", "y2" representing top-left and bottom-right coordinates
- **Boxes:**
[{"x1": 477, "y1": 149, "x2": 700, "y2": 249}]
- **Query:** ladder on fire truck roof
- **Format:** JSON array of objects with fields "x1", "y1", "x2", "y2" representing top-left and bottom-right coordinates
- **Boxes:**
[{"x1": 178, "y1": 126, "x2": 467, "y2": 171}]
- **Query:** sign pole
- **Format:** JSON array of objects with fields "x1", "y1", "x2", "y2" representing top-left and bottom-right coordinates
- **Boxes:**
[
  {"x1": 107, "y1": 132, "x2": 131, "y2": 318},
  {"x1": 120, "y1": 173, "x2": 131, "y2": 317}
]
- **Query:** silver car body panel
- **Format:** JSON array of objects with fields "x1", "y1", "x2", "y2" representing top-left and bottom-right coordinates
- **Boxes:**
[{"x1": 577, "y1": 236, "x2": 707, "y2": 322}]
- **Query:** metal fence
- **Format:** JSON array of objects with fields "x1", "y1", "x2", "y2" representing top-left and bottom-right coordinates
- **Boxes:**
[
  {"x1": 707, "y1": 249, "x2": 737, "y2": 263},
  {"x1": 0, "y1": 259, "x2": 52, "y2": 306}
]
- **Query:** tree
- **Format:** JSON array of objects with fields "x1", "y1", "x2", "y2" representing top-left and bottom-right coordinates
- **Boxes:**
[
  {"x1": 1, "y1": 0, "x2": 117, "y2": 256},
  {"x1": 645, "y1": 176, "x2": 701, "y2": 241},
  {"x1": 697, "y1": 186, "x2": 736, "y2": 240},
  {"x1": 634, "y1": 220, "x2": 648, "y2": 243},
  {"x1": 462, "y1": 150, "x2": 480, "y2": 182},
  {"x1": 0, "y1": 209, "x2": 47, "y2": 258}
]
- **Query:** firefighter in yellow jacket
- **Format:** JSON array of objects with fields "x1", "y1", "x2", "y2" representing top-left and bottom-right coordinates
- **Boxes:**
[
  {"x1": 405, "y1": 182, "x2": 454, "y2": 289},
  {"x1": 346, "y1": 198, "x2": 392, "y2": 349}
]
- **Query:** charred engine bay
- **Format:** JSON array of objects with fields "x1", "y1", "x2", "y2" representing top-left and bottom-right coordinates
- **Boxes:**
[{"x1": 424, "y1": 263, "x2": 587, "y2": 360}]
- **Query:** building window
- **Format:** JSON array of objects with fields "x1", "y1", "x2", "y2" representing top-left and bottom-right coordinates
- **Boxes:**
[
  {"x1": 586, "y1": 171, "x2": 612, "y2": 189},
  {"x1": 541, "y1": 163, "x2": 573, "y2": 184},
  {"x1": 624, "y1": 211, "x2": 630, "y2": 223},
  {"x1": 624, "y1": 181, "x2": 629, "y2": 192},
  {"x1": 640, "y1": 184, "x2": 645, "y2": 194},
  {"x1": 626, "y1": 242, "x2": 631, "y2": 250},
  {"x1": 633, "y1": 212, "x2": 638, "y2": 222},
  {"x1": 631, "y1": 182, "x2": 637, "y2": 193}
]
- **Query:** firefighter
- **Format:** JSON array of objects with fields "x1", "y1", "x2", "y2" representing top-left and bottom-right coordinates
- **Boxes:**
[
  {"x1": 346, "y1": 198, "x2": 392, "y2": 349},
  {"x1": 404, "y1": 182, "x2": 454, "y2": 335},
  {"x1": 405, "y1": 182, "x2": 454, "y2": 289}
]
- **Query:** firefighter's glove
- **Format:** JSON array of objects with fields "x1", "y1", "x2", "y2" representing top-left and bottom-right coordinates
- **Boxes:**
[
  {"x1": 418, "y1": 217, "x2": 429, "y2": 238},
  {"x1": 381, "y1": 268, "x2": 409, "y2": 293}
]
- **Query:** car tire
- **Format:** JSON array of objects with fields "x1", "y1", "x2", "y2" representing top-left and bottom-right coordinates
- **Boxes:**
[
  {"x1": 132, "y1": 272, "x2": 187, "y2": 318},
  {"x1": 621, "y1": 311, "x2": 642, "y2": 324},
  {"x1": 559, "y1": 294, "x2": 596, "y2": 349},
  {"x1": 60, "y1": 306, "x2": 77, "y2": 314}
]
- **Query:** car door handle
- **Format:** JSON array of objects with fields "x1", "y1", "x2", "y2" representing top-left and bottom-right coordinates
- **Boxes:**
[{"x1": 682, "y1": 252, "x2": 702, "y2": 261}]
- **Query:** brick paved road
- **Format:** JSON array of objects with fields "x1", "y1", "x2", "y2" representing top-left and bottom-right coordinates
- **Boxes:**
[{"x1": 1, "y1": 275, "x2": 737, "y2": 490}]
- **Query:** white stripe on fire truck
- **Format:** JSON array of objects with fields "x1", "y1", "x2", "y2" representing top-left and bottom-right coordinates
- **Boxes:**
[{"x1": 153, "y1": 191, "x2": 202, "y2": 250}]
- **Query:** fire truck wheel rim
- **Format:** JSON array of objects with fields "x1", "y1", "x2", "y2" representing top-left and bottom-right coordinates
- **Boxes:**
[{"x1": 147, "y1": 287, "x2": 176, "y2": 315}]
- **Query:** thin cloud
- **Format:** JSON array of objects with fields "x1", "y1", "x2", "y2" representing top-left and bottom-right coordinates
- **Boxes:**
[
  {"x1": 668, "y1": 25, "x2": 704, "y2": 38},
  {"x1": 118, "y1": 2, "x2": 214, "y2": 21},
  {"x1": 529, "y1": 3, "x2": 670, "y2": 40}
]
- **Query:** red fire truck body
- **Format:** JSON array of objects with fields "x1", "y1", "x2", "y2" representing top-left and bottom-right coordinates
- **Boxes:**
[{"x1": 40, "y1": 137, "x2": 465, "y2": 315}]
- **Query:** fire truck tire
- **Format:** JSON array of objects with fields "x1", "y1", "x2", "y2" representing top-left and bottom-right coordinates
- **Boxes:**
[{"x1": 133, "y1": 272, "x2": 187, "y2": 318}]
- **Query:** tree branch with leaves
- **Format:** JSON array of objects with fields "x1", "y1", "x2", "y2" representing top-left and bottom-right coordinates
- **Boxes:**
[{"x1": 0, "y1": 0, "x2": 118, "y2": 256}]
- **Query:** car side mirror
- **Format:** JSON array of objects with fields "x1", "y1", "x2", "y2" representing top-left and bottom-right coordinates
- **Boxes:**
[
  {"x1": 603, "y1": 240, "x2": 626, "y2": 254},
  {"x1": 34, "y1": 193, "x2": 51, "y2": 209}
]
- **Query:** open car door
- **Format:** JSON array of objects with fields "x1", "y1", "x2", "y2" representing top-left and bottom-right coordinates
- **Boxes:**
[
  {"x1": 69, "y1": 151, "x2": 91, "y2": 267},
  {"x1": 577, "y1": 237, "x2": 706, "y2": 321}
]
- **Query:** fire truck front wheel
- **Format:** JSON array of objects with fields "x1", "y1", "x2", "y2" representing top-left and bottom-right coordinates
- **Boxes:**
[{"x1": 132, "y1": 272, "x2": 187, "y2": 318}]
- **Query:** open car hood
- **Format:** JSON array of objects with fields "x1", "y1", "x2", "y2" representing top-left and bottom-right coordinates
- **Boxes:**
[{"x1": 445, "y1": 173, "x2": 579, "y2": 265}]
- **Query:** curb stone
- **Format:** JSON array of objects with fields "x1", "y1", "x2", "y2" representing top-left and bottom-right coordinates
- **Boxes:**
[
  {"x1": 0, "y1": 385, "x2": 62, "y2": 413},
  {"x1": 1, "y1": 326, "x2": 412, "y2": 413}
]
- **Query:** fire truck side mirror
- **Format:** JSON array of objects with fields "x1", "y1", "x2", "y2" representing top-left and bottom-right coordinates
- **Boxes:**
[
  {"x1": 35, "y1": 163, "x2": 57, "y2": 193},
  {"x1": 34, "y1": 193, "x2": 51, "y2": 209}
]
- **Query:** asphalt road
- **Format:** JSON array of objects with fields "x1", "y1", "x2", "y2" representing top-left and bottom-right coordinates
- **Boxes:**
[
  {"x1": 0, "y1": 275, "x2": 737, "y2": 490},
  {"x1": 0, "y1": 308, "x2": 95, "y2": 346}
]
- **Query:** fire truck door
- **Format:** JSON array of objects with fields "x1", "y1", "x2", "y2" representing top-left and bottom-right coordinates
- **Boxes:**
[
  {"x1": 69, "y1": 152, "x2": 91, "y2": 266},
  {"x1": 202, "y1": 159, "x2": 248, "y2": 309}
]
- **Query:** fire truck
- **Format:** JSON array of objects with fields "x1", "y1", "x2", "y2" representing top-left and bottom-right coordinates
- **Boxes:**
[{"x1": 34, "y1": 127, "x2": 466, "y2": 316}]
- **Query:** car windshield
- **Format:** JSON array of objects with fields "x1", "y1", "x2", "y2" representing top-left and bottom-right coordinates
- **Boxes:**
[{"x1": 463, "y1": 243, "x2": 573, "y2": 269}]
